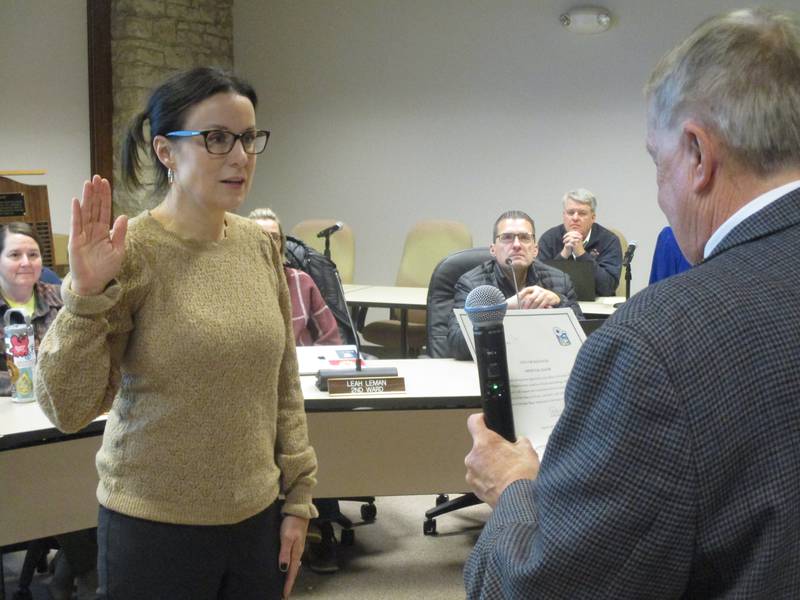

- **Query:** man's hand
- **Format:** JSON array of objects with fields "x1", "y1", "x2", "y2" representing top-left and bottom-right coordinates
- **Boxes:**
[
  {"x1": 507, "y1": 286, "x2": 560, "y2": 309},
  {"x1": 465, "y1": 413, "x2": 540, "y2": 507},
  {"x1": 559, "y1": 230, "x2": 586, "y2": 258}
]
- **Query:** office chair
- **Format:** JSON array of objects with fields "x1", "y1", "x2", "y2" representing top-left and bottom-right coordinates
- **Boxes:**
[
  {"x1": 608, "y1": 227, "x2": 628, "y2": 297},
  {"x1": 1, "y1": 538, "x2": 59, "y2": 600},
  {"x1": 423, "y1": 247, "x2": 491, "y2": 535},
  {"x1": 321, "y1": 498, "x2": 377, "y2": 547},
  {"x1": 290, "y1": 219, "x2": 356, "y2": 283},
  {"x1": 362, "y1": 220, "x2": 472, "y2": 357}
]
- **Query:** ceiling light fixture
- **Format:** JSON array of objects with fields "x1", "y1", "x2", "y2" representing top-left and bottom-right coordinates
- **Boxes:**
[{"x1": 560, "y1": 6, "x2": 613, "y2": 35}]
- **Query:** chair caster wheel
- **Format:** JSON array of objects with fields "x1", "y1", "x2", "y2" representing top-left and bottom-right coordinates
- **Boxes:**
[
  {"x1": 423, "y1": 518, "x2": 437, "y2": 536},
  {"x1": 361, "y1": 502, "x2": 377, "y2": 522},
  {"x1": 340, "y1": 528, "x2": 355, "y2": 546},
  {"x1": 435, "y1": 494, "x2": 449, "y2": 506}
]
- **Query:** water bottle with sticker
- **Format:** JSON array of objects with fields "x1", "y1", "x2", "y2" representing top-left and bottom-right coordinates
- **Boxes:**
[{"x1": 4, "y1": 308, "x2": 36, "y2": 403}]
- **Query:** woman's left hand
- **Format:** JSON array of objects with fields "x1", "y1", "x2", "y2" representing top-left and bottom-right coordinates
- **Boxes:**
[{"x1": 279, "y1": 514, "x2": 309, "y2": 599}]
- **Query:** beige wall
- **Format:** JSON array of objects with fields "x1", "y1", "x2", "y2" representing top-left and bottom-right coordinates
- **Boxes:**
[
  {"x1": 0, "y1": 1, "x2": 89, "y2": 237},
  {"x1": 233, "y1": 0, "x2": 798, "y2": 294}
]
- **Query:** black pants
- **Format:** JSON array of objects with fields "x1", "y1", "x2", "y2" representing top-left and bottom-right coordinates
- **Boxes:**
[
  {"x1": 55, "y1": 528, "x2": 98, "y2": 575},
  {"x1": 96, "y1": 503, "x2": 284, "y2": 600}
]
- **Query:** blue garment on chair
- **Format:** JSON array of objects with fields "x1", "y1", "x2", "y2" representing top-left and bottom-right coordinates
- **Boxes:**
[
  {"x1": 649, "y1": 226, "x2": 691, "y2": 284},
  {"x1": 40, "y1": 266, "x2": 62, "y2": 285}
]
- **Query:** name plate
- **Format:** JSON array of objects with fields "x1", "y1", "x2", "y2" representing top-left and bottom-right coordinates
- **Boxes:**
[{"x1": 328, "y1": 376, "x2": 406, "y2": 395}]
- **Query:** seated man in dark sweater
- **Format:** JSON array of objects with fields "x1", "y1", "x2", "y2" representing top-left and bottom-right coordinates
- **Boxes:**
[
  {"x1": 537, "y1": 189, "x2": 622, "y2": 296},
  {"x1": 447, "y1": 210, "x2": 582, "y2": 360}
]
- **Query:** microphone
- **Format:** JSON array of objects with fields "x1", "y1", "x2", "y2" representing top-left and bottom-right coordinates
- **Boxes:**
[
  {"x1": 316, "y1": 222, "x2": 343, "y2": 238},
  {"x1": 465, "y1": 285, "x2": 516, "y2": 442},
  {"x1": 622, "y1": 241, "x2": 637, "y2": 267},
  {"x1": 316, "y1": 269, "x2": 398, "y2": 390},
  {"x1": 505, "y1": 257, "x2": 521, "y2": 309}
]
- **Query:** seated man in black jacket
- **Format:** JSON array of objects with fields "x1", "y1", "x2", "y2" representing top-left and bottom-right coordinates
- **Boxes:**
[
  {"x1": 537, "y1": 188, "x2": 622, "y2": 296},
  {"x1": 447, "y1": 210, "x2": 582, "y2": 360}
]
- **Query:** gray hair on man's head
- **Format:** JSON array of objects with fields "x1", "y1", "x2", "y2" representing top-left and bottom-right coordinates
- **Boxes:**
[
  {"x1": 645, "y1": 8, "x2": 800, "y2": 176},
  {"x1": 562, "y1": 188, "x2": 597, "y2": 213}
]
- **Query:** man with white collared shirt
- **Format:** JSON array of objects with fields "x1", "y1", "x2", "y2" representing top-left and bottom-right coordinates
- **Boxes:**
[
  {"x1": 464, "y1": 8, "x2": 800, "y2": 598},
  {"x1": 537, "y1": 189, "x2": 622, "y2": 296}
]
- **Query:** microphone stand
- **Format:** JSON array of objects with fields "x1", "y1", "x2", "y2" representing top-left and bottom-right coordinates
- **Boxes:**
[
  {"x1": 624, "y1": 260, "x2": 632, "y2": 300},
  {"x1": 622, "y1": 242, "x2": 637, "y2": 301},
  {"x1": 315, "y1": 270, "x2": 398, "y2": 390},
  {"x1": 505, "y1": 258, "x2": 521, "y2": 308},
  {"x1": 320, "y1": 232, "x2": 333, "y2": 259},
  {"x1": 335, "y1": 269, "x2": 362, "y2": 372}
]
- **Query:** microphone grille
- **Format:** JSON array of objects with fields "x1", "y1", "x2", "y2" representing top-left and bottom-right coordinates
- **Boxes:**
[{"x1": 465, "y1": 285, "x2": 507, "y2": 324}]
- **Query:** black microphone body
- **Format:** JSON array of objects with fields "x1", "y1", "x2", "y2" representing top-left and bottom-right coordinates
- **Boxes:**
[
  {"x1": 316, "y1": 222, "x2": 343, "y2": 238},
  {"x1": 622, "y1": 241, "x2": 637, "y2": 267},
  {"x1": 474, "y1": 324, "x2": 516, "y2": 442},
  {"x1": 466, "y1": 286, "x2": 516, "y2": 442},
  {"x1": 619, "y1": 240, "x2": 637, "y2": 302}
]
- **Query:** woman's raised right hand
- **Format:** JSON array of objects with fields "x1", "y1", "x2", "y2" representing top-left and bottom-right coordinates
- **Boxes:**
[{"x1": 69, "y1": 175, "x2": 129, "y2": 296}]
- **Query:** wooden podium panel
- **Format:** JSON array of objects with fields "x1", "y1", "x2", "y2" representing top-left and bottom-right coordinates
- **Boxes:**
[{"x1": 0, "y1": 176, "x2": 55, "y2": 267}]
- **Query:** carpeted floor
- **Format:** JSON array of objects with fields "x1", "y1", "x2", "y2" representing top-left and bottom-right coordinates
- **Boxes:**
[{"x1": 2, "y1": 494, "x2": 490, "y2": 599}]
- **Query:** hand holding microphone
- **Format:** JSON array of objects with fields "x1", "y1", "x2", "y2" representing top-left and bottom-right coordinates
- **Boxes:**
[{"x1": 465, "y1": 413, "x2": 539, "y2": 507}]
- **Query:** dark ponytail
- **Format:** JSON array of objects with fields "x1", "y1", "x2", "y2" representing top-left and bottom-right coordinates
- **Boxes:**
[
  {"x1": 121, "y1": 110, "x2": 150, "y2": 190},
  {"x1": 119, "y1": 67, "x2": 259, "y2": 193}
]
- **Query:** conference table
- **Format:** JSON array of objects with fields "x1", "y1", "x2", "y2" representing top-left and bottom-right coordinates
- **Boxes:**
[
  {"x1": 0, "y1": 358, "x2": 481, "y2": 548},
  {"x1": 343, "y1": 283, "x2": 623, "y2": 356},
  {"x1": 343, "y1": 284, "x2": 428, "y2": 358}
]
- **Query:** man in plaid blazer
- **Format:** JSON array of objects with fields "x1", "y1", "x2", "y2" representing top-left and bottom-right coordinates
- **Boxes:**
[{"x1": 464, "y1": 8, "x2": 800, "y2": 598}]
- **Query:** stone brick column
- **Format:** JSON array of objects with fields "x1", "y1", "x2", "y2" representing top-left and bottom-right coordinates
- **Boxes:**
[{"x1": 110, "y1": 0, "x2": 234, "y2": 218}]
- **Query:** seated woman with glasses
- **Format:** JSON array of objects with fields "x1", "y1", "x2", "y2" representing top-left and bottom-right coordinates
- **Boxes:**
[{"x1": 249, "y1": 208, "x2": 341, "y2": 346}]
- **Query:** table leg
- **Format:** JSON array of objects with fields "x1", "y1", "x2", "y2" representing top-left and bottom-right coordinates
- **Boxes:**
[{"x1": 400, "y1": 309, "x2": 408, "y2": 358}]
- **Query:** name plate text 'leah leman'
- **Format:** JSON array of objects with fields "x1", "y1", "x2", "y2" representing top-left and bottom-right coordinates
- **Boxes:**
[{"x1": 327, "y1": 376, "x2": 406, "y2": 395}]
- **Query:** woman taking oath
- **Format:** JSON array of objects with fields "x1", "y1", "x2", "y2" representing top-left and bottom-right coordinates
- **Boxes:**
[{"x1": 35, "y1": 67, "x2": 317, "y2": 600}]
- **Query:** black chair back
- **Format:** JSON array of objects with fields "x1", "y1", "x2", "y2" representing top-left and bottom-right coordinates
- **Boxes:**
[{"x1": 425, "y1": 247, "x2": 492, "y2": 358}]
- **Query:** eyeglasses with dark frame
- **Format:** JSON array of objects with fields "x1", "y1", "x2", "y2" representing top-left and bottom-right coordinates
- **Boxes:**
[
  {"x1": 165, "y1": 129, "x2": 270, "y2": 155},
  {"x1": 495, "y1": 232, "x2": 535, "y2": 245}
]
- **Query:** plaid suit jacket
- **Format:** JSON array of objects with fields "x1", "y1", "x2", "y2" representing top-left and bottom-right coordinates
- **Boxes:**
[{"x1": 465, "y1": 188, "x2": 800, "y2": 598}]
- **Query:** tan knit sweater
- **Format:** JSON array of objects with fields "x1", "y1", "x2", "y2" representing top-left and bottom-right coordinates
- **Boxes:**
[{"x1": 35, "y1": 212, "x2": 318, "y2": 525}]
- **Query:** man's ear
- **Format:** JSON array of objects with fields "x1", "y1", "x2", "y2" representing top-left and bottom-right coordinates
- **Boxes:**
[
  {"x1": 682, "y1": 120, "x2": 718, "y2": 194},
  {"x1": 489, "y1": 242, "x2": 497, "y2": 258},
  {"x1": 153, "y1": 135, "x2": 174, "y2": 171}
]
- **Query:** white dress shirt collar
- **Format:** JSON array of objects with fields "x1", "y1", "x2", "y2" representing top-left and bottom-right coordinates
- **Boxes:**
[{"x1": 704, "y1": 180, "x2": 800, "y2": 259}]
